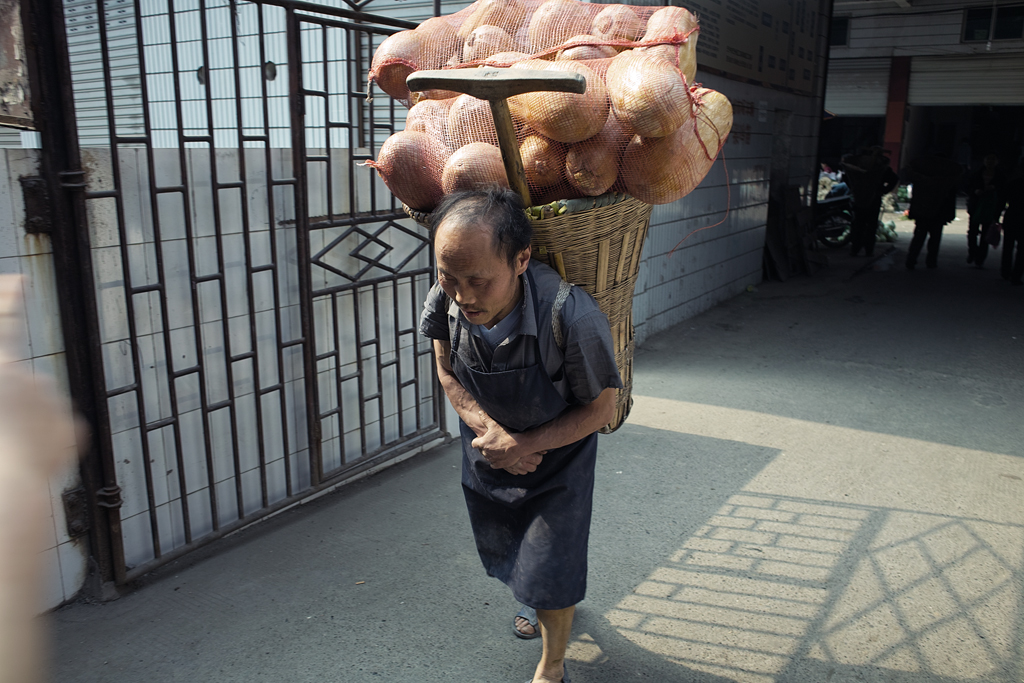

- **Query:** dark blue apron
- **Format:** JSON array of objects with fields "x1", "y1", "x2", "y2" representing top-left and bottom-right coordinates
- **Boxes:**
[{"x1": 452, "y1": 269, "x2": 598, "y2": 611}]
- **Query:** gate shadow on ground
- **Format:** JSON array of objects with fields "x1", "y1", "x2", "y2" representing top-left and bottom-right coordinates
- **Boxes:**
[
  {"x1": 568, "y1": 420, "x2": 1024, "y2": 683},
  {"x1": 574, "y1": 422, "x2": 780, "y2": 682}
]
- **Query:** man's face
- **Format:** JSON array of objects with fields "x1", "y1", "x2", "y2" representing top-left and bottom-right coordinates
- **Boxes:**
[{"x1": 434, "y1": 216, "x2": 529, "y2": 330}]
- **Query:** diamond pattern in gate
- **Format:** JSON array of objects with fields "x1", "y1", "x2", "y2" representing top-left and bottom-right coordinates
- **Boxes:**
[{"x1": 312, "y1": 220, "x2": 430, "y2": 284}]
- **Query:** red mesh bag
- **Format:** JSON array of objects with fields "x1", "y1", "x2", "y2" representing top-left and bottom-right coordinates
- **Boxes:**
[{"x1": 366, "y1": 0, "x2": 733, "y2": 209}]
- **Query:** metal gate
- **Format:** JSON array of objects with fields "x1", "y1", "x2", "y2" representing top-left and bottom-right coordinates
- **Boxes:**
[
  {"x1": 291, "y1": 7, "x2": 440, "y2": 484},
  {"x1": 31, "y1": 0, "x2": 446, "y2": 585}
]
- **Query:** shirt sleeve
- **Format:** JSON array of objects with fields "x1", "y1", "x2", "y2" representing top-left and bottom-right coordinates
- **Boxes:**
[
  {"x1": 562, "y1": 307, "x2": 623, "y2": 406},
  {"x1": 418, "y1": 282, "x2": 451, "y2": 341}
]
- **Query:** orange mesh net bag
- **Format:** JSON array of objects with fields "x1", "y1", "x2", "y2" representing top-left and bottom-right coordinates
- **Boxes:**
[{"x1": 365, "y1": 0, "x2": 733, "y2": 210}]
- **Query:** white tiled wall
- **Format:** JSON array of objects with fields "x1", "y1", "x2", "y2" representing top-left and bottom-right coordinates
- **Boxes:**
[{"x1": 0, "y1": 150, "x2": 89, "y2": 609}]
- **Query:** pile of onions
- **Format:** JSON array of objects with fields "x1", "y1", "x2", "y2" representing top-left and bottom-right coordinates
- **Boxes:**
[
  {"x1": 370, "y1": 17, "x2": 461, "y2": 102},
  {"x1": 368, "y1": 0, "x2": 734, "y2": 210}
]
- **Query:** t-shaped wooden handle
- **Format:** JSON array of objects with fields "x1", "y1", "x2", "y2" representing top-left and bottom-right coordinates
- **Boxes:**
[{"x1": 407, "y1": 68, "x2": 587, "y2": 207}]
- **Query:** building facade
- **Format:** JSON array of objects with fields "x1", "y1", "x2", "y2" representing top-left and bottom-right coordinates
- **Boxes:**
[{"x1": 823, "y1": 0, "x2": 1024, "y2": 175}]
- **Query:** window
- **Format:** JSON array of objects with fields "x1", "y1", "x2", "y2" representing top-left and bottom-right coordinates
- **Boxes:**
[
  {"x1": 830, "y1": 16, "x2": 850, "y2": 46},
  {"x1": 963, "y1": 5, "x2": 1024, "y2": 42},
  {"x1": 964, "y1": 8, "x2": 992, "y2": 41},
  {"x1": 995, "y1": 5, "x2": 1024, "y2": 39}
]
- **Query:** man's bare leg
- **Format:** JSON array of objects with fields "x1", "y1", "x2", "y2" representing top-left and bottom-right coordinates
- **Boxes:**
[{"x1": 532, "y1": 605, "x2": 575, "y2": 682}]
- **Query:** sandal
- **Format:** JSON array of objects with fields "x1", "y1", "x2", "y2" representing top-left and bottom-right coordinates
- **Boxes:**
[
  {"x1": 522, "y1": 663, "x2": 570, "y2": 683},
  {"x1": 513, "y1": 604, "x2": 540, "y2": 640}
]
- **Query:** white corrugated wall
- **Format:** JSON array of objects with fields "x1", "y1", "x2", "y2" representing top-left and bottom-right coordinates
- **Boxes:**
[
  {"x1": 64, "y1": 0, "x2": 144, "y2": 147},
  {"x1": 909, "y1": 54, "x2": 1024, "y2": 106},
  {"x1": 0, "y1": 128, "x2": 24, "y2": 148},
  {"x1": 824, "y1": 58, "x2": 890, "y2": 117}
]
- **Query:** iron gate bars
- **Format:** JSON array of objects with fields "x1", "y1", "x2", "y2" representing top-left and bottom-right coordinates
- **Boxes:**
[
  {"x1": 53, "y1": 0, "x2": 444, "y2": 583},
  {"x1": 289, "y1": 7, "x2": 440, "y2": 483}
]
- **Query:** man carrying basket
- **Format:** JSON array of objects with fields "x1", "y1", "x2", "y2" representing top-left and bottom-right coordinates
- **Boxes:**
[{"x1": 419, "y1": 188, "x2": 621, "y2": 683}]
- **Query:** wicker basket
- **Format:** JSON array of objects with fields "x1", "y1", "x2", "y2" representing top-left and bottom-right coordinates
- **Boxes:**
[{"x1": 405, "y1": 192, "x2": 653, "y2": 433}]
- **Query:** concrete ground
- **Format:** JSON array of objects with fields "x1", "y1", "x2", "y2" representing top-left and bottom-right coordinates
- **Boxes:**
[{"x1": 48, "y1": 214, "x2": 1024, "y2": 683}]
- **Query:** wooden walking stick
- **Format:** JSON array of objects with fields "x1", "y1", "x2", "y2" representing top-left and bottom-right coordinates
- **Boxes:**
[{"x1": 406, "y1": 68, "x2": 586, "y2": 207}]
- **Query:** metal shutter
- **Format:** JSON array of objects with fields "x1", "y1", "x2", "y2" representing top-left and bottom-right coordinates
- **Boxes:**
[
  {"x1": 824, "y1": 58, "x2": 890, "y2": 117},
  {"x1": 63, "y1": 0, "x2": 143, "y2": 147},
  {"x1": 0, "y1": 127, "x2": 23, "y2": 149},
  {"x1": 909, "y1": 54, "x2": 1024, "y2": 106}
]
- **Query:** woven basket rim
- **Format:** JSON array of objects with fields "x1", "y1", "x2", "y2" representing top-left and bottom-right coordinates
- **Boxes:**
[{"x1": 403, "y1": 191, "x2": 645, "y2": 225}]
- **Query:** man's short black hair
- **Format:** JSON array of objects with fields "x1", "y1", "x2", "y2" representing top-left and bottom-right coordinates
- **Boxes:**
[{"x1": 430, "y1": 188, "x2": 532, "y2": 268}]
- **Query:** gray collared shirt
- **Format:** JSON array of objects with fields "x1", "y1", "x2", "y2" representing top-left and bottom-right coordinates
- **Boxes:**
[{"x1": 419, "y1": 260, "x2": 622, "y2": 406}]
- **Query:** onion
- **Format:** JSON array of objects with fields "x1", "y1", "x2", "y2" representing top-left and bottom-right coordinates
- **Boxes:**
[
  {"x1": 368, "y1": 131, "x2": 447, "y2": 211},
  {"x1": 607, "y1": 50, "x2": 691, "y2": 138},
  {"x1": 619, "y1": 87, "x2": 732, "y2": 205},
  {"x1": 417, "y1": 15, "x2": 460, "y2": 48},
  {"x1": 591, "y1": 5, "x2": 642, "y2": 43},
  {"x1": 508, "y1": 59, "x2": 608, "y2": 144},
  {"x1": 637, "y1": 6, "x2": 699, "y2": 84},
  {"x1": 463, "y1": 25, "x2": 517, "y2": 63},
  {"x1": 691, "y1": 87, "x2": 733, "y2": 155},
  {"x1": 413, "y1": 17, "x2": 462, "y2": 99},
  {"x1": 447, "y1": 94, "x2": 498, "y2": 149},
  {"x1": 405, "y1": 98, "x2": 453, "y2": 138},
  {"x1": 528, "y1": 0, "x2": 593, "y2": 51},
  {"x1": 556, "y1": 35, "x2": 618, "y2": 61},
  {"x1": 372, "y1": 18, "x2": 462, "y2": 103},
  {"x1": 457, "y1": 0, "x2": 528, "y2": 39},
  {"x1": 442, "y1": 142, "x2": 510, "y2": 193},
  {"x1": 521, "y1": 134, "x2": 567, "y2": 190},
  {"x1": 565, "y1": 112, "x2": 632, "y2": 196},
  {"x1": 369, "y1": 30, "x2": 423, "y2": 102}
]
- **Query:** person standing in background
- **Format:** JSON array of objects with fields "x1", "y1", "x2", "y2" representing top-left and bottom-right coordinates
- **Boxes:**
[
  {"x1": 904, "y1": 154, "x2": 962, "y2": 270},
  {"x1": 1000, "y1": 161, "x2": 1024, "y2": 286},
  {"x1": 843, "y1": 147, "x2": 899, "y2": 258},
  {"x1": 965, "y1": 154, "x2": 1006, "y2": 268}
]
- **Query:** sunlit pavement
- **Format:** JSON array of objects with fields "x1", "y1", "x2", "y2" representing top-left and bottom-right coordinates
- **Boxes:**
[{"x1": 50, "y1": 218, "x2": 1024, "y2": 683}]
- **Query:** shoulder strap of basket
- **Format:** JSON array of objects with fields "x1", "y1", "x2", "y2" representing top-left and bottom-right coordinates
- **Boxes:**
[{"x1": 551, "y1": 280, "x2": 573, "y2": 351}]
